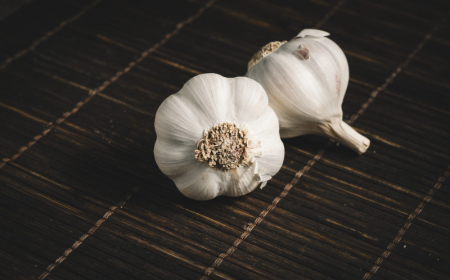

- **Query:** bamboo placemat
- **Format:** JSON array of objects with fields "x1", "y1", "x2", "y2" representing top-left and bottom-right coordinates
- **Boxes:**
[{"x1": 0, "y1": 0, "x2": 449, "y2": 279}]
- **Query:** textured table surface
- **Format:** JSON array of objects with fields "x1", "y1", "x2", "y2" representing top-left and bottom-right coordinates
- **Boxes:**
[{"x1": 0, "y1": 0, "x2": 449, "y2": 279}]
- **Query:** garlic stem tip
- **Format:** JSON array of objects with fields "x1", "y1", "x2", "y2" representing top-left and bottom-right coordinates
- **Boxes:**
[{"x1": 320, "y1": 119, "x2": 370, "y2": 154}]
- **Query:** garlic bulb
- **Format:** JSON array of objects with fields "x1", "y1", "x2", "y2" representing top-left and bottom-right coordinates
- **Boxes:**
[
  {"x1": 246, "y1": 29, "x2": 370, "y2": 154},
  {"x1": 154, "y1": 73, "x2": 284, "y2": 200}
]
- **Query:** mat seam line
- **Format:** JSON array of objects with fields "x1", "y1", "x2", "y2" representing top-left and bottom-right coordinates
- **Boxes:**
[
  {"x1": 0, "y1": 0, "x2": 102, "y2": 71},
  {"x1": 37, "y1": 186, "x2": 140, "y2": 280},
  {"x1": 362, "y1": 165, "x2": 450, "y2": 280},
  {"x1": 201, "y1": 4, "x2": 447, "y2": 279},
  {"x1": 313, "y1": 0, "x2": 345, "y2": 29}
]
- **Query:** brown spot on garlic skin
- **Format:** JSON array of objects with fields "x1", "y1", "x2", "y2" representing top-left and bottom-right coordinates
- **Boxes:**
[
  {"x1": 293, "y1": 44, "x2": 310, "y2": 60},
  {"x1": 194, "y1": 122, "x2": 249, "y2": 171}
]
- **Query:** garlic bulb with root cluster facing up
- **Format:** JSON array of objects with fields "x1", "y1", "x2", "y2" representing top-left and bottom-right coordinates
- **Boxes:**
[
  {"x1": 246, "y1": 29, "x2": 370, "y2": 154},
  {"x1": 154, "y1": 73, "x2": 285, "y2": 200}
]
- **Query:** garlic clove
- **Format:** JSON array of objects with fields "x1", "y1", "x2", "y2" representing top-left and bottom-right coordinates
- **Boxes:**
[
  {"x1": 297, "y1": 29, "x2": 330, "y2": 38},
  {"x1": 245, "y1": 108, "x2": 285, "y2": 178},
  {"x1": 154, "y1": 73, "x2": 284, "y2": 200},
  {"x1": 178, "y1": 165, "x2": 228, "y2": 200},
  {"x1": 219, "y1": 165, "x2": 261, "y2": 197},
  {"x1": 181, "y1": 73, "x2": 232, "y2": 127},
  {"x1": 229, "y1": 77, "x2": 269, "y2": 122}
]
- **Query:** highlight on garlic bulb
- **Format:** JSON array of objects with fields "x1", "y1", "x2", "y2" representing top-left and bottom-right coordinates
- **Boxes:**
[
  {"x1": 154, "y1": 73, "x2": 285, "y2": 200},
  {"x1": 246, "y1": 29, "x2": 370, "y2": 154}
]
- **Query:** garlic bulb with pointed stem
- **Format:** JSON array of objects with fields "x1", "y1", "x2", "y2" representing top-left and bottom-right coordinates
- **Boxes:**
[
  {"x1": 154, "y1": 73, "x2": 285, "y2": 200},
  {"x1": 246, "y1": 29, "x2": 370, "y2": 154}
]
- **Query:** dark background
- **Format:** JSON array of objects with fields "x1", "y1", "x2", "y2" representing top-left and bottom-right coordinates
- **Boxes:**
[{"x1": 0, "y1": 0, "x2": 449, "y2": 279}]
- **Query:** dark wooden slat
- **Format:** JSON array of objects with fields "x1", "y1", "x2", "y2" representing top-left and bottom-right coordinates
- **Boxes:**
[
  {"x1": 1, "y1": 67, "x2": 93, "y2": 120},
  {"x1": 0, "y1": 118, "x2": 46, "y2": 158},
  {"x1": 281, "y1": 169, "x2": 450, "y2": 245},
  {"x1": 83, "y1": 231, "x2": 189, "y2": 280},
  {"x1": 0, "y1": 0, "x2": 93, "y2": 60},
  {"x1": 373, "y1": 0, "x2": 449, "y2": 17},
  {"x1": 0, "y1": 247, "x2": 44, "y2": 280},
  {"x1": 343, "y1": 1, "x2": 435, "y2": 35},
  {"x1": 301, "y1": 159, "x2": 450, "y2": 231},
  {"x1": 264, "y1": 173, "x2": 450, "y2": 252},
  {"x1": 0, "y1": 260, "x2": 30, "y2": 280},
  {"x1": 0, "y1": 0, "x2": 33, "y2": 21},
  {"x1": 0, "y1": 170, "x2": 101, "y2": 230},
  {"x1": 53, "y1": 246, "x2": 142, "y2": 280},
  {"x1": 98, "y1": 223, "x2": 234, "y2": 280},
  {"x1": 356, "y1": 0, "x2": 439, "y2": 23},
  {"x1": 0, "y1": 218, "x2": 78, "y2": 277},
  {"x1": 7, "y1": 148, "x2": 137, "y2": 208},
  {"x1": 322, "y1": 10, "x2": 428, "y2": 50},
  {"x1": 405, "y1": 58, "x2": 450, "y2": 95},
  {"x1": 374, "y1": 217, "x2": 450, "y2": 279},
  {"x1": 417, "y1": 181, "x2": 450, "y2": 229},
  {"x1": 322, "y1": 140, "x2": 448, "y2": 196},
  {"x1": 285, "y1": 148, "x2": 446, "y2": 211},
  {"x1": 1, "y1": 163, "x2": 111, "y2": 218},
  {"x1": 384, "y1": 73, "x2": 450, "y2": 113},
  {"x1": 434, "y1": 24, "x2": 450, "y2": 41}
]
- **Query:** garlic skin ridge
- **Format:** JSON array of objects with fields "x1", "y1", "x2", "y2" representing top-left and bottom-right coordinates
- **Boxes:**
[
  {"x1": 246, "y1": 29, "x2": 370, "y2": 154},
  {"x1": 154, "y1": 73, "x2": 285, "y2": 200}
]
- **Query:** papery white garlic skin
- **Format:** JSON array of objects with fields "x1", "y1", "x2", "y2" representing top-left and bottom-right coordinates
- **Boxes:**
[
  {"x1": 154, "y1": 73, "x2": 285, "y2": 200},
  {"x1": 246, "y1": 29, "x2": 370, "y2": 154}
]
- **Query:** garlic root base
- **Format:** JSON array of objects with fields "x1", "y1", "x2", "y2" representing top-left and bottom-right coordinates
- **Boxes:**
[{"x1": 318, "y1": 118, "x2": 370, "y2": 154}]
